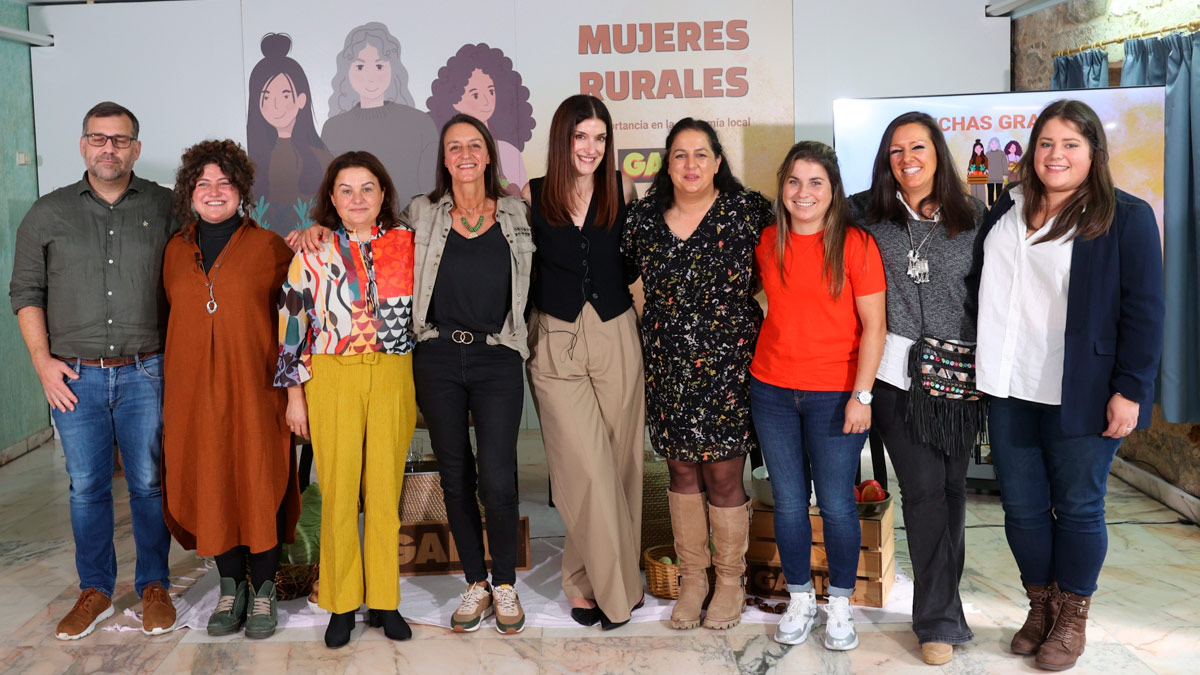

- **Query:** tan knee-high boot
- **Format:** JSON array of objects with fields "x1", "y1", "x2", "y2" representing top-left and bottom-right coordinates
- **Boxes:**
[
  {"x1": 703, "y1": 500, "x2": 752, "y2": 630},
  {"x1": 667, "y1": 491, "x2": 710, "y2": 630}
]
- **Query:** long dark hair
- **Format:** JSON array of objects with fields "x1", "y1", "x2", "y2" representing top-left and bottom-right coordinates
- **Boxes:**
[
  {"x1": 311, "y1": 151, "x2": 400, "y2": 232},
  {"x1": 773, "y1": 142, "x2": 859, "y2": 299},
  {"x1": 540, "y1": 95, "x2": 619, "y2": 228},
  {"x1": 247, "y1": 34, "x2": 328, "y2": 199},
  {"x1": 646, "y1": 117, "x2": 743, "y2": 214},
  {"x1": 866, "y1": 111, "x2": 974, "y2": 238},
  {"x1": 1018, "y1": 99, "x2": 1116, "y2": 243},
  {"x1": 429, "y1": 114, "x2": 505, "y2": 203}
]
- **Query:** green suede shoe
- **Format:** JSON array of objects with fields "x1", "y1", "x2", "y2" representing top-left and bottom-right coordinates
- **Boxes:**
[
  {"x1": 207, "y1": 577, "x2": 247, "y2": 636},
  {"x1": 244, "y1": 580, "x2": 278, "y2": 639}
]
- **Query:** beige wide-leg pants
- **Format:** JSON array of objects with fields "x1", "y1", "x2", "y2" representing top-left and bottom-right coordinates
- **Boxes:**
[{"x1": 528, "y1": 304, "x2": 646, "y2": 622}]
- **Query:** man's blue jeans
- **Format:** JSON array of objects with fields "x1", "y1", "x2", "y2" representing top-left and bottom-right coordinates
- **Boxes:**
[
  {"x1": 988, "y1": 396, "x2": 1121, "y2": 597},
  {"x1": 51, "y1": 354, "x2": 171, "y2": 597},
  {"x1": 750, "y1": 376, "x2": 866, "y2": 596}
]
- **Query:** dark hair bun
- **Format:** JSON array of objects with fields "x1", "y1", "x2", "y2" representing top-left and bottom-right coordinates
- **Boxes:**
[{"x1": 260, "y1": 33, "x2": 292, "y2": 59}]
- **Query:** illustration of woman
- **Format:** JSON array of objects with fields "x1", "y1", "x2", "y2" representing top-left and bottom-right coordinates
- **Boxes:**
[
  {"x1": 1004, "y1": 140, "x2": 1023, "y2": 186},
  {"x1": 985, "y1": 137, "x2": 1007, "y2": 205},
  {"x1": 321, "y1": 22, "x2": 439, "y2": 209},
  {"x1": 427, "y1": 43, "x2": 535, "y2": 197},
  {"x1": 967, "y1": 139, "x2": 988, "y2": 178},
  {"x1": 247, "y1": 33, "x2": 333, "y2": 230}
]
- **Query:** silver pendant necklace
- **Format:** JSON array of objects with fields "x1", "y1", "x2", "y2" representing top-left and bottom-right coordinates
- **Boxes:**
[{"x1": 905, "y1": 221, "x2": 939, "y2": 284}]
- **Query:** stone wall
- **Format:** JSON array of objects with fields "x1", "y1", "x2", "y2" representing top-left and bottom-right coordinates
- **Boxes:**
[
  {"x1": 1013, "y1": 0, "x2": 1200, "y2": 500},
  {"x1": 1012, "y1": 0, "x2": 1200, "y2": 90}
]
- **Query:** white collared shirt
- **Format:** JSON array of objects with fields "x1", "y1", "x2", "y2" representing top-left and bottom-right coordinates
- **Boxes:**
[{"x1": 976, "y1": 188, "x2": 1074, "y2": 404}]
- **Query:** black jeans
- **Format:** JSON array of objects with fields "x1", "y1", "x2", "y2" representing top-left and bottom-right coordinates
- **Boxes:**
[
  {"x1": 414, "y1": 338, "x2": 524, "y2": 586},
  {"x1": 873, "y1": 380, "x2": 974, "y2": 645}
]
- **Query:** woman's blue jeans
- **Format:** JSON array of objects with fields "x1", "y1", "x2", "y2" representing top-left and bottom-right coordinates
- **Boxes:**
[
  {"x1": 989, "y1": 396, "x2": 1121, "y2": 597},
  {"x1": 50, "y1": 355, "x2": 172, "y2": 597},
  {"x1": 750, "y1": 376, "x2": 866, "y2": 596}
]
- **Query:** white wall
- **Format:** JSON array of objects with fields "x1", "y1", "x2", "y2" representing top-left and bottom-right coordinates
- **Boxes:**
[
  {"x1": 29, "y1": 0, "x2": 1009, "y2": 195},
  {"x1": 793, "y1": 0, "x2": 1010, "y2": 145},
  {"x1": 30, "y1": 0, "x2": 246, "y2": 192}
]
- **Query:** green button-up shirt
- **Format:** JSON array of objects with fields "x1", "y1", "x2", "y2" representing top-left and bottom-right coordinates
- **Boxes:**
[{"x1": 9, "y1": 173, "x2": 178, "y2": 358}]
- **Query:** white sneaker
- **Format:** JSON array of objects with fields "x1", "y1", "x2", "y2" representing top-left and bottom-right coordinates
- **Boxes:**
[
  {"x1": 774, "y1": 590, "x2": 818, "y2": 645},
  {"x1": 823, "y1": 595, "x2": 858, "y2": 650}
]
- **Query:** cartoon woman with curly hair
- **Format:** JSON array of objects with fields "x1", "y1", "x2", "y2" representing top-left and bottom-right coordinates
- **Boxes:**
[
  {"x1": 427, "y1": 43, "x2": 536, "y2": 196},
  {"x1": 321, "y1": 22, "x2": 439, "y2": 209}
]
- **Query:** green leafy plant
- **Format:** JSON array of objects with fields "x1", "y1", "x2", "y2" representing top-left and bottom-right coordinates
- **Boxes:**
[{"x1": 250, "y1": 195, "x2": 270, "y2": 228}]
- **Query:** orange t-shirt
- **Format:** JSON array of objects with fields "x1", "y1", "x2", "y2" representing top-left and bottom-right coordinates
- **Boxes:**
[{"x1": 750, "y1": 224, "x2": 886, "y2": 390}]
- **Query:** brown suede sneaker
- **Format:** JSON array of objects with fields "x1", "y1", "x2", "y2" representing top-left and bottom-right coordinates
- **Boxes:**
[
  {"x1": 140, "y1": 582, "x2": 176, "y2": 635},
  {"x1": 55, "y1": 588, "x2": 114, "y2": 640}
]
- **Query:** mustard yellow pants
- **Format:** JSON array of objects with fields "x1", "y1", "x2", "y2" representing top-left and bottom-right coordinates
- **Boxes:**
[{"x1": 306, "y1": 352, "x2": 416, "y2": 613}]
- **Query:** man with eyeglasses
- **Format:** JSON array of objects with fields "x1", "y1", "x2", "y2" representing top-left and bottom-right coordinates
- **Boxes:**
[{"x1": 9, "y1": 101, "x2": 178, "y2": 640}]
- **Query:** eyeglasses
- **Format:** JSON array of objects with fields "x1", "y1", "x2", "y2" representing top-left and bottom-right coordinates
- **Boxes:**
[{"x1": 83, "y1": 133, "x2": 136, "y2": 149}]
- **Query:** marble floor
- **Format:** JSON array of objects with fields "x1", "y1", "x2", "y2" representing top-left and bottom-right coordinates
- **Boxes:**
[{"x1": 1, "y1": 431, "x2": 1198, "y2": 674}]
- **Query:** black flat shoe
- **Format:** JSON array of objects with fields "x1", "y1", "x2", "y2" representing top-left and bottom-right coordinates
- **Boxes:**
[
  {"x1": 368, "y1": 608, "x2": 412, "y2": 641},
  {"x1": 570, "y1": 606, "x2": 602, "y2": 627},
  {"x1": 599, "y1": 595, "x2": 645, "y2": 631},
  {"x1": 324, "y1": 610, "x2": 355, "y2": 649}
]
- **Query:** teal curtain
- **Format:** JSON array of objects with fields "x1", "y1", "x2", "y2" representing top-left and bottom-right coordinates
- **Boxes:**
[
  {"x1": 1121, "y1": 32, "x2": 1200, "y2": 423},
  {"x1": 1052, "y1": 48, "x2": 1109, "y2": 89}
]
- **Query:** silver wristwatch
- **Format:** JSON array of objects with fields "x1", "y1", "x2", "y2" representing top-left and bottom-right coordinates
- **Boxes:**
[{"x1": 852, "y1": 390, "x2": 874, "y2": 405}]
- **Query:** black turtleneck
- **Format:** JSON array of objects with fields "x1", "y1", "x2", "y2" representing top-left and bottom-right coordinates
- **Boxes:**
[{"x1": 196, "y1": 215, "x2": 242, "y2": 273}]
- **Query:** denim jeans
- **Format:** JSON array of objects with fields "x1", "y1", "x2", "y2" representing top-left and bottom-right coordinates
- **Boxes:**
[
  {"x1": 51, "y1": 354, "x2": 171, "y2": 597},
  {"x1": 873, "y1": 381, "x2": 973, "y2": 645},
  {"x1": 749, "y1": 376, "x2": 865, "y2": 596},
  {"x1": 414, "y1": 339, "x2": 524, "y2": 586},
  {"x1": 988, "y1": 396, "x2": 1121, "y2": 597}
]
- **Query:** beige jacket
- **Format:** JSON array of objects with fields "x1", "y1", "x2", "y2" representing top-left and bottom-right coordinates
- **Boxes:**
[{"x1": 402, "y1": 193, "x2": 534, "y2": 358}]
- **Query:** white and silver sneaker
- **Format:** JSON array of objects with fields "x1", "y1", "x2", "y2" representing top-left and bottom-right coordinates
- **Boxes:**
[
  {"x1": 774, "y1": 589, "x2": 818, "y2": 645},
  {"x1": 823, "y1": 595, "x2": 859, "y2": 650}
]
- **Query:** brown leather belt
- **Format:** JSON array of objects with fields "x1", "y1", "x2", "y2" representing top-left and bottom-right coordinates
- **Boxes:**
[{"x1": 55, "y1": 351, "x2": 161, "y2": 368}]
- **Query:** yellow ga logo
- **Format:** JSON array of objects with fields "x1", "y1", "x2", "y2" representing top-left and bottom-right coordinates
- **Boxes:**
[{"x1": 619, "y1": 149, "x2": 663, "y2": 183}]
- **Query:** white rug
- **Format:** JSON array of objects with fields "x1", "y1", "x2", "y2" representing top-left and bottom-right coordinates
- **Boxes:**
[{"x1": 173, "y1": 538, "x2": 915, "y2": 631}]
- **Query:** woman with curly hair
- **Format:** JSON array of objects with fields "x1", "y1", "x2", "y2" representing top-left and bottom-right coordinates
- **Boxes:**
[
  {"x1": 321, "y1": 22, "x2": 439, "y2": 209},
  {"x1": 427, "y1": 43, "x2": 535, "y2": 196},
  {"x1": 161, "y1": 139, "x2": 299, "y2": 639},
  {"x1": 246, "y1": 33, "x2": 333, "y2": 230}
]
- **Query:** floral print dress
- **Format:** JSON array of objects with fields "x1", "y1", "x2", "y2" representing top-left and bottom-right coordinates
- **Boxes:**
[{"x1": 622, "y1": 189, "x2": 773, "y2": 462}]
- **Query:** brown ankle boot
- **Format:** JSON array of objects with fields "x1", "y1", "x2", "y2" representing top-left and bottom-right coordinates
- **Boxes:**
[
  {"x1": 702, "y1": 500, "x2": 752, "y2": 630},
  {"x1": 667, "y1": 491, "x2": 710, "y2": 630},
  {"x1": 1011, "y1": 583, "x2": 1062, "y2": 655},
  {"x1": 1035, "y1": 591, "x2": 1090, "y2": 671}
]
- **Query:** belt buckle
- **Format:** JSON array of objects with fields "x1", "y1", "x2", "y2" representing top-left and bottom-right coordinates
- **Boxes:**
[
  {"x1": 451, "y1": 330, "x2": 474, "y2": 345},
  {"x1": 98, "y1": 356, "x2": 113, "y2": 368}
]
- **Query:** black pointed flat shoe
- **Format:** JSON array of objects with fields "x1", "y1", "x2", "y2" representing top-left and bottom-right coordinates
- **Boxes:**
[
  {"x1": 599, "y1": 595, "x2": 646, "y2": 631},
  {"x1": 324, "y1": 610, "x2": 355, "y2": 649},
  {"x1": 570, "y1": 606, "x2": 603, "y2": 627},
  {"x1": 368, "y1": 608, "x2": 412, "y2": 641}
]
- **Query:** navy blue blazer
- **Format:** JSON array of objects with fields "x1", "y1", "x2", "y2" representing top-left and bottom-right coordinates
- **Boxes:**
[{"x1": 968, "y1": 188, "x2": 1165, "y2": 436}]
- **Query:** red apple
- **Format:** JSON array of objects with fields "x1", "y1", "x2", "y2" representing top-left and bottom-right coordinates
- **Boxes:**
[
  {"x1": 861, "y1": 484, "x2": 887, "y2": 503},
  {"x1": 854, "y1": 485, "x2": 863, "y2": 502},
  {"x1": 859, "y1": 479, "x2": 882, "y2": 492}
]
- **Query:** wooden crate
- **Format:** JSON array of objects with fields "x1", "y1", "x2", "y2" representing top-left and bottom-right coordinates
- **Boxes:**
[
  {"x1": 747, "y1": 498, "x2": 895, "y2": 607},
  {"x1": 747, "y1": 559, "x2": 896, "y2": 607},
  {"x1": 398, "y1": 516, "x2": 530, "y2": 577}
]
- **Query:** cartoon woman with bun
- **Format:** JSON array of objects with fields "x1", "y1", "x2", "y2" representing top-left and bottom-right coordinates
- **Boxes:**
[
  {"x1": 246, "y1": 33, "x2": 333, "y2": 230},
  {"x1": 967, "y1": 139, "x2": 988, "y2": 178},
  {"x1": 427, "y1": 43, "x2": 536, "y2": 197}
]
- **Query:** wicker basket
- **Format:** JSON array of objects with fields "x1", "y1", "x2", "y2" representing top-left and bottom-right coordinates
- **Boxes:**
[
  {"x1": 640, "y1": 452, "x2": 674, "y2": 566},
  {"x1": 274, "y1": 563, "x2": 319, "y2": 601},
  {"x1": 643, "y1": 544, "x2": 681, "y2": 599},
  {"x1": 398, "y1": 462, "x2": 484, "y2": 523}
]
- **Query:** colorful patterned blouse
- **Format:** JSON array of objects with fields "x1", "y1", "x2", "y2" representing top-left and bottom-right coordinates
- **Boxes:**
[{"x1": 274, "y1": 225, "x2": 415, "y2": 387}]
